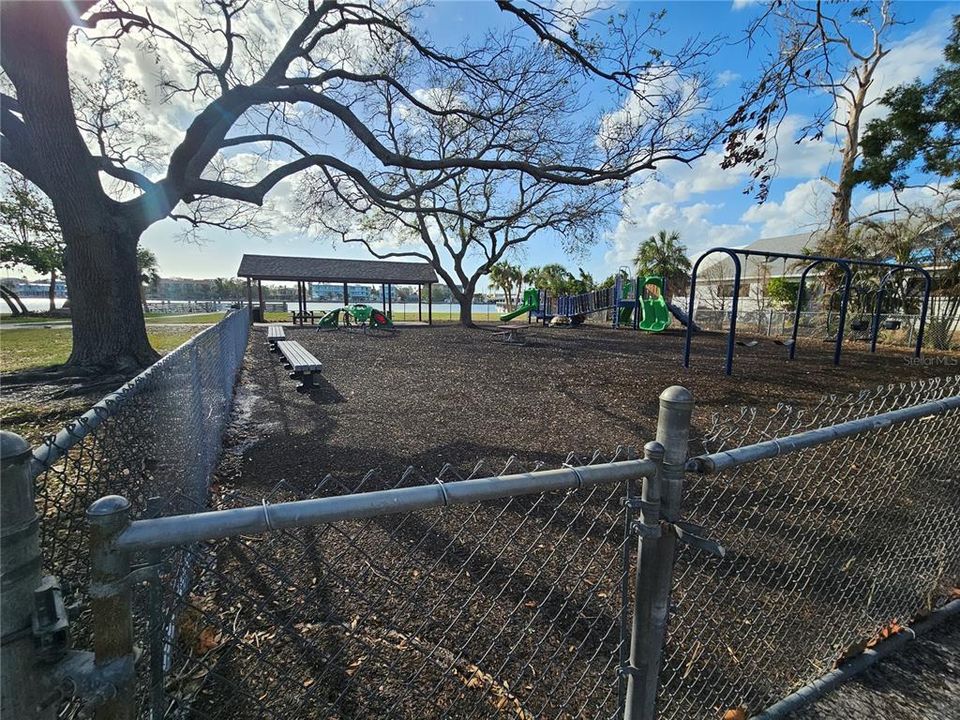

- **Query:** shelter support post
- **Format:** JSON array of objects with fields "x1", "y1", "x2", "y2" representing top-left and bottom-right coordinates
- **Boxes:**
[
  {"x1": 246, "y1": 278, "x2": 252, "y2": 319},
  {"x1": 343, "y1": 283, "x2": 348, "y2": 306},
  {"x1": 428, "y1": 283, "x2": 433, "y2": 325},
  {"x1": 418, "y1": 284, "x2": 423, "y2": 322},
  {"x1": 257, "y1": 280, "x2": 264, "y2": 321}
]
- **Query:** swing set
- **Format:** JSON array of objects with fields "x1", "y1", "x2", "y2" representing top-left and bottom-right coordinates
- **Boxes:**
[{"x1": 684, "y1": 247, "x2": 932, "y2": 376}]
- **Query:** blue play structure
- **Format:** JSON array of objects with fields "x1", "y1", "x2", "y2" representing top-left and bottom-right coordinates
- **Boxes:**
[{"x1": 525, "y1": 275, "x2": 695, "y2": 331}]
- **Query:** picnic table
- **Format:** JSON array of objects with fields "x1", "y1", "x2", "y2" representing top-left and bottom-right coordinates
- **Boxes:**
[{"x1": 494, "y1": 324, "x2": 527, "y2": 344}]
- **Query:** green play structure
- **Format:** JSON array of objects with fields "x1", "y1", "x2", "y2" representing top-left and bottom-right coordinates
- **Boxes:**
[
  {"x1": 317, "y1": 304, "x2": 394, "y2": 330},
  {"x1": 637, "y1": 276, "x2": 670, "y2": 332},
  {"x1": 499, "y1": 288, "x2": 541, "y2": 322}
]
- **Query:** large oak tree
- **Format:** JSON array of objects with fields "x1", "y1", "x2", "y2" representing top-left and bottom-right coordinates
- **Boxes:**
[{"x1": 1, "y1": 0, "x2": 748, "y2": 370}]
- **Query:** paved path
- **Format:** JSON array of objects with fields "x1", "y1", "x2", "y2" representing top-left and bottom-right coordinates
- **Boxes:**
[{"x1": 787, "y1": 616, "x2": 960, "y2": 720}]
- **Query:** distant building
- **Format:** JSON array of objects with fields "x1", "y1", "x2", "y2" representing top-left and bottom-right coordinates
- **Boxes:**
[
  {"x1": 3, "y1": 278, "x2": 68, "y2": 297},
  {"x1": 694, "y1": 233, "x2": 827, "y2": 313},
  {"x1": 310, "y1": 283, "x2": 372, "y2": 302},
  {"x1": 154, "y1": 277, "x2": 215, "y2": 300},
  {"x1": 693, "y1": 224, "x2": 955, "y2": 315}
]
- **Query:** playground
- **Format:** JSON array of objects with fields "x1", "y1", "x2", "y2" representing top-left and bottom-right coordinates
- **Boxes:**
[{"x1": 218, "y1": 322, "x2": 959, "y2": 493}]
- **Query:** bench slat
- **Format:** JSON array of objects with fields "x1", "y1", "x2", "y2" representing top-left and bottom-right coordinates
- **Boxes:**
[{"x1": 276, "y1": 341, "x2": 322, "y2": 371}]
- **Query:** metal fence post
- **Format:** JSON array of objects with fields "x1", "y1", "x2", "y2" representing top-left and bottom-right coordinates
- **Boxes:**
[
  {"x1": 88, "y1": 496, "x2": 135, "y2": 720},
  {"x1": 1, "y1": 431, "x2": 56, "y2": 719},
  {"x1": 624, "y1": 386, "x2": 694, "y2": 720},
  {"x1": 623, "y1": 440, "x2": 665, "y2": 719}
]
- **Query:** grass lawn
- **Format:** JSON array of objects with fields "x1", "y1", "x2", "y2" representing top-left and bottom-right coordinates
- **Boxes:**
[
  {"x1": 0, "y1": 314, "x2": 71, "y2": 325},
  {"x1": 145, "y1": 311, "x2": 227, "y2": 324},
  {"x1": 0, "y1": 325, "x2": 202, "y2": 373}
]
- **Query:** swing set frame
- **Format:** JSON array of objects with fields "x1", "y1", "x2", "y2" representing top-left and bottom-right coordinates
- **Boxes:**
[{"x1": 684, "y1": 247, "x2": 932, "y2": 376}]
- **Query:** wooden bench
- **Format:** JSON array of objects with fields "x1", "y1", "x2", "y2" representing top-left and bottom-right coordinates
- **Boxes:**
[
  {"x1": 267, "y1": 325, "x2": 286, "y2": 352},
  {"x1": 494, "y1": 324, "x2": 527, "y2": 344},
  {"x1": 275, "y1": 341, "x2": 322, "y2": 390}
]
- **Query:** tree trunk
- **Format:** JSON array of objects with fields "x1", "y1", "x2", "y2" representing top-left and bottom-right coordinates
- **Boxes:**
[
  {"x1": 0, "y1": 286, "x2": 26, "y2": 316},
  {"x1": 458, "y1": 294, "x2": 475, "y2": 326},
  {"x1": 63, "y1": 222, "x2": 158, "y2": 370},
  {"x1": 2, "y1": 3, "x2": 158, "y2": 371},
  {"x1": 48, "y1": 268, "x2": 56, "y2": 313}
]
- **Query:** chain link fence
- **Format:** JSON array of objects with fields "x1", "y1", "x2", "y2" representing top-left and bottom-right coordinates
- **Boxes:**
[
  {"x1": 139, "y1": 448, "x2": 640, "y2": 720},
  {"x1": 13, "y1": 313, "x2": 960, "y2": 720},
  {"x1": 28, "y1": 308, "x2": 249, "y2": 643},
  {"x1": 693, "y1": 309, "x2": 959, "y2": 350},
  {"x1": 658, "y1": 376, "x2": 960, "y2": 719}
]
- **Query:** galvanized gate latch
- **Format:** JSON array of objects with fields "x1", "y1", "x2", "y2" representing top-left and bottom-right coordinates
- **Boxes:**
[
  {"x1": 33, "y1": 575, "x2": 71, "y2": 661},
  {"x1": 665, "y1": 520, "x2": 725, "y2": 558}
]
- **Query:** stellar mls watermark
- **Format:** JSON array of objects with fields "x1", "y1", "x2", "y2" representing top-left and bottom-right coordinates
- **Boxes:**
[{"x1": 904, "y1": 356, "x2": 958, "y2": 366}]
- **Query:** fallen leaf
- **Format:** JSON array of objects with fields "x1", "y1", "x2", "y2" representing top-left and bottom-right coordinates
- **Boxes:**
[
  {"x1": 195, "y1": 626, "x2": 221, "y2": 655},
  {"x1": 723, "y1": 708, "x2": 747, "y2": 720}
]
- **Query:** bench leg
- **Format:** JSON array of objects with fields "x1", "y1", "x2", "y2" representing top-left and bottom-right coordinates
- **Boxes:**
[{"x1": 297, "y1": 372, "x2": 314, "y2": 391}]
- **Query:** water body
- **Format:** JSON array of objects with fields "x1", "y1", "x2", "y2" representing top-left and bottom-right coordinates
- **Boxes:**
[{"x1": 6, "y1": 297, "x2": 506, "y2": 319}]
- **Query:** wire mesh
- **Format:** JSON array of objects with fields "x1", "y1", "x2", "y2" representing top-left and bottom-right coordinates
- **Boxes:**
[
  {"x1": 29, "y1": 309, "x2": 250, "y2": 641},
  {"x1": 692, "y1": 309, "x2": 958, "y2": 350},
  {"x1": 658, "y1": 375, "x2": 960, "y2": 719},
  {"x1": 139, "y1": 449, "x2": 639, "y2": 720}
]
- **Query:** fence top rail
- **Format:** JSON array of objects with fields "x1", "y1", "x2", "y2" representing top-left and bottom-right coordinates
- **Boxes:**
[
  {"x1": 29, "y1": 308, "x2": 247, "y2": 479},
  {"x1": 687, "y1": 395, "x2": 960, "y2": 475},
  {"x1": 111, "y1": 457, "x2": 657, "y2": 553}
]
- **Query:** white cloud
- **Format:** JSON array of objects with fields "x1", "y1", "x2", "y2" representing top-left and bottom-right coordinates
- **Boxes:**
[
  {"x1": 605, "y1": 196, "x2": 754, "y2": 268},
  {"x1": 731, "y1": 0, "x2": 762, "y2": 11},
  {"x1": 551, "y1": 0, "x2": 613, "y2": 33},
  {"x1": 740, "y1": 179, "x2": 833, "y2": 237},
  {"x1": 715, "y1": 70, "x2": 741, "y2": 87}
]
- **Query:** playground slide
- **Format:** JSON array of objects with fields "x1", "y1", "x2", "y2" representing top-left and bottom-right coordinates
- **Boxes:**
[
  {"x1": 637, "y1": 276, "x2": 670, "y2": 332},
  {"x1": 639, "y1": 295, "x2": 670, "y2": 332},
  {"x1": 500, "y1": 288, "x2": 540, "y2": 322},
  {"x1": 500, "y1": 302, "x2": 538, "y2": 322},
  {"x1": 666, "y1": 301, "x2": 701, "y2": 331}
]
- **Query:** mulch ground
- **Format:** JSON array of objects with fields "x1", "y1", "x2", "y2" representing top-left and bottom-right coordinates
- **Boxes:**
[
  {"x1": 216, "y1": 323, "x2": 959, "y2": 492},
  {"x1": 171, "y1": 323, "x2": 960, "y2": 720}
]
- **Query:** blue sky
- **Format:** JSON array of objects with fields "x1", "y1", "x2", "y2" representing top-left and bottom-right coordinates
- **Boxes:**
[{"x1": 130, "y1": 0, "x2": 958, "y2": 289}]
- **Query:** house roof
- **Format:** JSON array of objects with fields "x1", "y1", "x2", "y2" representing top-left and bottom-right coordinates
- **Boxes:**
[
  {"x1": 237, "y1": 254, "x2": 439, "y2": 284},
  {"x1": 696, "y1": 232, "x2": 819, "y2": 281}
]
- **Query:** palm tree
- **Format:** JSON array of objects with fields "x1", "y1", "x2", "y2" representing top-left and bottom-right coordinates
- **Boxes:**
[
  {"x1": 535, "y1": 263, "x2": 576, "y2": 296},
  {"x1": 137, "y1": 247, "x2": 160, "y2": 312},
  {"x1": 633, "y1": 230, "x2": 691, "y2": 299},
  {"x1": 488, "y1": 262, "x2": 523, "y2": 311}
]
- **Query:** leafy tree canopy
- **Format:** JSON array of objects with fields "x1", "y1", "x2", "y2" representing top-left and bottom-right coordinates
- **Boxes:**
[
  {"x1": 0, "y1": 170, "x2": 63, "y2": 277},
  {"x1": 857, "y1": 15, "x2": 960, "y2": 191}
]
